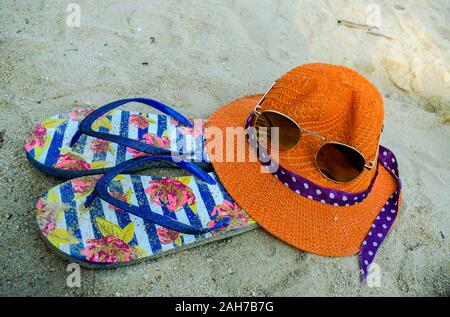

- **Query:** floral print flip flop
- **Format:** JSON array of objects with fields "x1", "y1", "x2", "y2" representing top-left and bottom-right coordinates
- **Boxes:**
[
  {"x1": 26, "y1": 98, "x2": 209, "y2": 178},
  {"x1": 35, "y1": 156, "x2": 257, "y2": 267}
]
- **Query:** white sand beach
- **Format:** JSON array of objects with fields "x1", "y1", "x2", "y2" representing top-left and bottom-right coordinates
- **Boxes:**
[{"x1": 0, "y1": 0, "x2": 449, "y2": 296}]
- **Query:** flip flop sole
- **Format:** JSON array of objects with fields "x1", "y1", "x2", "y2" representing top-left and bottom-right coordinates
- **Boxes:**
[
  {"x1": 26, "y1": 108, "x2": 209, "y2": 178},
  {"x1": 36, "y1": 172, "x2": 257, "y2": 268}
]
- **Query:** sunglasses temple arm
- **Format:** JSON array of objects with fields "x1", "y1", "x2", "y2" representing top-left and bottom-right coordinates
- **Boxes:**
[
  {"x1": 254, "y1": 81, "x2": 277, "y2": 113},
  {"x1": 301, "y1": 128, "x2": 326, "y2": 141},
  {"x1": 364, "y1": 134, "x2": 382, "y2": 170}
]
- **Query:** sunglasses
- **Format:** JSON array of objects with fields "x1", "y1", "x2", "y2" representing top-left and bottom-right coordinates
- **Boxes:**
[{"x1": 251, "y1": 82, "x2": 379, "y2": 183}]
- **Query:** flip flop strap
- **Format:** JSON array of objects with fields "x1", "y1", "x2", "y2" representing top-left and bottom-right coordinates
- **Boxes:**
[
  {"x1": 69, "y1": 98, "x2": 193, "y2": 156},
  {"x1": 84, "y1": 155, "x2": 230, "y2": 234}
]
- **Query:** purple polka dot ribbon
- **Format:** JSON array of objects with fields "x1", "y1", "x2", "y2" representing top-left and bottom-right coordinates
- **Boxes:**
[
  {"x1": 358, "y1": 146, "x2": 401, "y2": 281},
  {"x1": 245, "y1": 113, "x2": 402, "y2": 282}
]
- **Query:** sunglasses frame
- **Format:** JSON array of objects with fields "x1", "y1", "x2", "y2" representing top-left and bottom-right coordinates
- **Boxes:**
[{"x1": 252, "y1": 81, "x2": 380, "y2": 182}]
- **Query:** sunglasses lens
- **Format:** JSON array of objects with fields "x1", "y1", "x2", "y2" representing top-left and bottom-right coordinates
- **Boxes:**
[
  {"x1": 316, "y1": 143, "x2": 366, "y2": 182},
  {"x1": 254, "y1": 111, "x2": 301, "y2": 151}
]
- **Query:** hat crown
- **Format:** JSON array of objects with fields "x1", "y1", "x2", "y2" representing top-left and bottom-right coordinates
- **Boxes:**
[{"x1": 261, "y1": 63, "x2": 384, "y2": 192}]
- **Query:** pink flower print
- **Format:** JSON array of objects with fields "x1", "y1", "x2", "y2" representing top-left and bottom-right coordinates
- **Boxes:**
[
  {"x1": 207, "y1": 220, "x2": 218, "y2": 229},
  {"x1": 90, "y1": 139, "x2": 112, "y2": 155},
  {"x1": 36, "y1": 196, "x2": 68, "y2": 236},
  {"x1": 72, "y1": 180, "x2": 92, "y2": 194},
  {"x1": 68, "y1": 108, "x2": 96, "y2": 122},
  {"x1": 80, "y1": 236, "x2": 139, "y2": 263},
  {"x1": 129, "y1": 114, "x2": 150, "y2": 129},
  {"x1": 170, "y1": 118, "x2": 182, "y2": 127},
  {"x1": 126, "y1": 146, "x2": 150, "y2": 158},
  {"x1": 142, "y1": 133, "x2": 170, "y2": 149},
  {"x1": 156, "y1": 227, "x2": 182, "y2": 245},
  {"x1": 211, "y1": 200, "x2": 239, "y2": 218},
  {"x1": 126, "y1": 133, "x2": 170, "y2": 158},
  {"x1": 72, "y1": 177, "x2": 98, "y2": 194},
  {"x1": 54, "y1": 153, "x2": 91, "y2": 171},
  {"x1": 208, "y1": 200, "x2": 248, "y2": 231},
  {"x1": 25, "y1": 124, "x2": 47, "y2": 152},
  {"x1": 144, "y1": 178, "x2": 195, "y2": 212},
  {"x1": 43, "y1": 222, "x2": 56, "y2": 235},
  {"x1": 108, "y1": 190, "x2": 128, "y2": 212},
  {"x1": 36, "y1": 197, "x2": 56, "y2": 235},
  {"x1": 36, "y1": 196, "x2": 45, "y2": 211}
]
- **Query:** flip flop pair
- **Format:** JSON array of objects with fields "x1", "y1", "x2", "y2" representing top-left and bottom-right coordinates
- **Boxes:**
[{"x1": 27, "y1": 98, "x2": 257, "y2": 267}]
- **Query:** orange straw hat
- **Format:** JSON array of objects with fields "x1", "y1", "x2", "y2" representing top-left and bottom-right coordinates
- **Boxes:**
[{"x1": 206, "y1": 63, "x2": 402, "y2": 279}]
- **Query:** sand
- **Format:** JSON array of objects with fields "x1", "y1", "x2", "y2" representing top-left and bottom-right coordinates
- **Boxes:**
[{"x1": 0, "y1": 0, "x2": 449, "y2": 296}]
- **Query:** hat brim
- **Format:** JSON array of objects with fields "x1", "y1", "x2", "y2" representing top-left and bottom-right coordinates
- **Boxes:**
[{"x1": 207, "y1": 95, "x2": 399, "y2": 256}]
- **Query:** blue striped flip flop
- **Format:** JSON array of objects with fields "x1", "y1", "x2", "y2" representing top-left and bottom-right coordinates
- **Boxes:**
[
  {"x1": 35, "y1": 156, "x2": 257, "y2": 267},
  {"x1": 25, "y1": 98, "x2": 209, "y2": 178}
]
